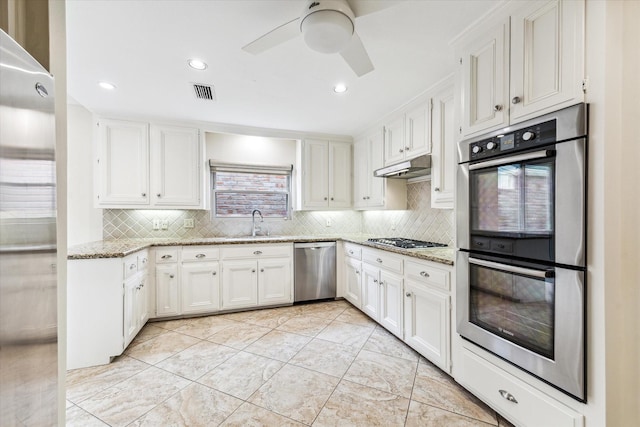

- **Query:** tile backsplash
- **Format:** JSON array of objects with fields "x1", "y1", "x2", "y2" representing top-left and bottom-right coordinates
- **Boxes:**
[{"x1": 103, "y1": 181, "x2": 454, "y2": 246}]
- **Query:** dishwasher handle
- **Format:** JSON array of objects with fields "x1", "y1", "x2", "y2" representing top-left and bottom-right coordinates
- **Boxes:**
[{"x1": 294, "y1": 242, "x2": 336, "y2": 249}]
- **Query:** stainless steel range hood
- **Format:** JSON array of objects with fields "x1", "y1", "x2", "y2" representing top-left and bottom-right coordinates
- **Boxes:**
[{"x1": 373, "y1": 154, "x2": 431, "y2": 179}]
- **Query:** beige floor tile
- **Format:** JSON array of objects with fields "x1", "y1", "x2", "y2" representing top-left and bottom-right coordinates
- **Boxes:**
[
  {"x1": 406, "y1": 400, "x2": 497, "y2": 427},
  {"x1": 240, "y1": 308, "x2": 297, "y2": 328},
  {"x1": 66, "y1": 355, "x2": 150, "y2": 403},
  {"x1": 313, "y1": 380, "x2": 410, "y2": 427},
  {"x1": 155, "y1": 340, "x2": 238, "y2": 380},
  {"x1": 289, "y1": 338, "x2": 360, "y2": 378},
  {"x1": 206, "y1": 322, "x2": 272, "y2": 350},
  {"x1": 335, "y1": 307, "x2": 377, "y2": 326},
  {"x1": 150, "y1": 317, "x2": 190, "y2": 330},
  {"x1": 315, "y1": 320, "x2": 375, "y2": 348},
  {"x1": 125, "y1": 331, "x2": 200, "y2": 365},
  {"x1": 77, "y1": 366, "x2": 190, "y2": 427},
  {"x1": 343, "y1": 349, "x2": 418, "y2": 398},
  {"x1": 66, "y1": 405, "x2": 109, "y2": 427},
  {"x1": 363, "y1": 326, "x2": 420, "y2": 362},
  {"x1": 249, "y1": 364, "x2": 340, "y2": 424},
  {"x1": 299, "y1": 301, "x2": 349, "y2": 320},
  {"x1": 171, "y1": 316, "x2": 240, "y2": 339},
  {"x1": 244, "y1": 330, "x2": 312, "y2": 362},
  {"x1": 276, "y1": 314, "x2": 332, "y2": 337},
  {"x1": 129, "y1": 324, "x2": 169, "y2": 345},
  {"x1": 220, "y1": 402, "x2": 306, "y2": 427},
  {"x1": 128, "y1": 383, "x2": 243, "y2": 427},
  {"x1": 412, "y1": 362, "x2": 497, "y2": 425},
  {"x1": 198, "y1": 351, "x2": 284, "y2": 400}
]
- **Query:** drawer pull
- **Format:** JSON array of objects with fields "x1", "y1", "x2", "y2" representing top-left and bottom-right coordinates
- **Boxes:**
[
  {"x1": 498, "y1": 389, "x2": 518, "y2": 404},
  {"x1": 169, "y1": 274, "x2": 174, "y2": 279},
  {"x1": 355, "y1": 270, "x2": 360, "y2": 274},
  {"x1": 376, "y1": 258, "x2": 383, "y2": 263},
  {"x1": 349, "y1": 250, "x2": 354, "y2": 255},
  {"x1": 195, "y1": 254, "x2": 206, "y2": 259},
  {"x1": 405, "y1": 292, "x2": 412, "y2": 297},
  {"x1": 419, "y1": 271, "x2": 430, "y2": 278},
  {"x1": 129, "y1": 263, "x2": 136, "y2": 270},
  {"x1": 253, "y1": 251, "x2": 262, "y2": 255},
  {"x1": 251, "y1": 269, "x2": 256, "y2": 273},
  {"x1": 161, "y1": 254, "x2": 173, "y2": 259},
  {"x1": 212, "y1": 271, "x2": 217, "y2": 276}
]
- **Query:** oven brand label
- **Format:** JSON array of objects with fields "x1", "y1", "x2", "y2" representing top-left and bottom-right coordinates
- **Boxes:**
[{"x1": 499, "y1": 327, "x2": 515, "y2": 337}]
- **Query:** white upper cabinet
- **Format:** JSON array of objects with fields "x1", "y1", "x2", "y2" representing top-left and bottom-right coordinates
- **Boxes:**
[
  {"x1": 431, "y1": 79, "x2": 456, "y2": 209},
  {"x1": 150, "y1": 125, "x2": 201, "y2": 207},
  {"x1": 97, "y1": 119, "x2": 150, "y2": 205},
  {"x1": 457, "y1": 0, "x2": 585, "y2": 138},
  {"x1": 96, "y1": 119, "x2": 203, "y2": 209},
  {"x1": 383, "y1": 100, "x2": 431, "y2": 166},
  {"x1": 298, "y1": 139, "x2": 352, "y2": 210}
]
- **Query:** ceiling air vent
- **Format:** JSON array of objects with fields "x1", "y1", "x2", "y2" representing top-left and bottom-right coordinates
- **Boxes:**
[{"x1": 192, "y1": 83, "x2": 216, "y2": 101}]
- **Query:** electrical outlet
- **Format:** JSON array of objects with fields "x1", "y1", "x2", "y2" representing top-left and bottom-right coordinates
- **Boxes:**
[
  {"x1": 326, "y1": 218, "x2": 332, "y2": 227},
  {"x1": 152, "y1": 219, "x2": 160, "y2": 230},
  {"x1": 183, "y1": 218, "x2": 195, "y2": 228},
  {"x1": 161, "y1": 219, "x2": 169, "y2": 230}
]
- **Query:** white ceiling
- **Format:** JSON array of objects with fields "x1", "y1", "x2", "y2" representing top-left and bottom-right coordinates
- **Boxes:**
[{"x1": 66, "y1": 0, "x2": 499, "y2": 137}]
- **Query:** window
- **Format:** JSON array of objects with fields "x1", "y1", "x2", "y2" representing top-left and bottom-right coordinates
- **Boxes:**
[{"x1": 210, "y1": 161, "x2": 292, "y2": 218}]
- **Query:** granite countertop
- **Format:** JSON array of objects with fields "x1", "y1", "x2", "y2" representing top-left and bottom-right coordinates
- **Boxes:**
[{"x1": 68, "y1": 234, "x2": 455, "y2": 266}]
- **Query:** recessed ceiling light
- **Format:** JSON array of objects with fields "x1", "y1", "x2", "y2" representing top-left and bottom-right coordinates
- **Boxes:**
[
  {"x1": 334, "y1": 84, "x2": 347, "y2": 93},
  {"x1": 188, "y1": 59, "x2": 208, "y2": 70},
  {"x1": 98, "y1": 81, "x2": 116, "y2": 90}
]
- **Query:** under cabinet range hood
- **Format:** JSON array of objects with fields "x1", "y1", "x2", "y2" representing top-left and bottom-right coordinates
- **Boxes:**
[{"x1": 373, "y1": 154, "x2": 431, "y2": 179}]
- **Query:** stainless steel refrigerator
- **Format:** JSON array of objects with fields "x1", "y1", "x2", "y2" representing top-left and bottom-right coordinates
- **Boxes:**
[{"x1": 0, "y1": 29, "x2": 58, "y2": 425}]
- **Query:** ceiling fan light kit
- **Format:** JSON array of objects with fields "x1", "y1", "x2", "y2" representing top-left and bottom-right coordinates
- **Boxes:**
[{"x1": 301, "y1": 10, "x2": 354, "y2": 54}]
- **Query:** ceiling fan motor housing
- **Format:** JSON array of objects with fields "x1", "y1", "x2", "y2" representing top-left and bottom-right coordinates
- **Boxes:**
[{"x1": 300, "y1": 0, "x2": 355, "y2": 54}]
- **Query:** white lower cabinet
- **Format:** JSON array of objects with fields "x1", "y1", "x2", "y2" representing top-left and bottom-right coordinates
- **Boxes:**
[
  {"x1": 344, "y1": 257, "x2": 362, "y2": 308},
  {"x1": 181, "y1": 262, "x2": 220, "y2": 314},
  {"x1": 258, "y1": 258, "x2": 291, "y2": 305},
  {"x1": 124, "y1": 271, "x2": 148, "y2": 347},
  {"x1": 221, "y1": 260, "x2": 258, "y2": 309},
  {"x1": 155, "y1": 263, "x2": 179, "y2": 317}
]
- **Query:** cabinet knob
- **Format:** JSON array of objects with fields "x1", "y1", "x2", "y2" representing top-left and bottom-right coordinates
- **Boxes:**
[
  {"x1": 380, "y1": 281, "x2": 385, "y2": 286},
  {"x1": 260, "y1": 268, "x2": 264, "y2": 273},
  {"x1": 373, "y1": 279, "x2": 378, "y2": 283},
  {"x1": 157, "y1": 193, "x2": 161, "y2": 197},
  {"x1": 362, "y1": 197, "x2": 367, "y2": 200},
  {"x1": 129, "y1": 263, "x2": 136, "y2": 270},
  {"x1": 420, "y1": 271, "x2": 430, "y2": 278},
  {"x1": 196, "y1": 254, "x2": 206, "y2": 259},
  {"x1": 324, "y1": 197, "x2": 328, "y2": 201},
  {"x1": 366, "y1": 196, "x2": 370, "y2": 200},
  {"x1": 330, "y1": 197, "x2": 334, "y2": 201},
  {"x1": 405, "y1": 292, "x2": 412, "y2": 297},
  {"x1": 511, "y1": 96, "x2": 521, "y2": 104},
  {"x1": 405, "y1": 146, "x2": 410, "y2": 151},
  {"x1": 161, "y1": 254, "x2": 172, "y2": 259},
  {"x1": 493, "y1": 104, "x2": 503, "y2": 112},
  {"x1": 434, "y1": 187, "x2": 440, "y2": 192},
  {"x1": 142, "y1": 258, "x2": 148, "y2": 264},
  {"x1": 355, "y1": 270, "x2": 360, "y2": 274},
  {"x1": 499, "y1": 389, "x2": 518, "y2": 404},
  {"x1": 212, "y1": 271, "x2": 217, "y2": 276},
  {"x1": 399, "y1": 148, "x2": 404, "y2": 153},
  {"x1": 253, "y1": 250, "x2": 262, "y2": 255},
  {"x1": 251, "y1": 269, "x2": 256, "y2": 273},
  {"x1": 169, "y1": 274, "x2": 174, "y2": 278},
  {"x1": 139, "y1": 282, "x2": 144, "y2": 289},
  {"x1": 141, "y1": 193, "x2": 146, "y2": 197},
  {"x1": 376, "y1": 258, "x2": 383, "y2": 263}
]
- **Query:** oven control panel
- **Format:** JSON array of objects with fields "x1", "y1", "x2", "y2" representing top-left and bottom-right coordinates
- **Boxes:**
[{"x1": 469, "y1": 119, "x2": 557, "y2": 161}]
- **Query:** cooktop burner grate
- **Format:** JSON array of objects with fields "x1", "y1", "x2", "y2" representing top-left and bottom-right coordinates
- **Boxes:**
[{"x1": 367, "y1": 238, "x2": 447, "y2": 249}]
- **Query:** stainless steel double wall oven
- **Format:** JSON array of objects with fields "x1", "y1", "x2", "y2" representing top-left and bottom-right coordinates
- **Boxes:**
[{"x1": 456, "y1": 104, "x2": 588, "y2": 401}]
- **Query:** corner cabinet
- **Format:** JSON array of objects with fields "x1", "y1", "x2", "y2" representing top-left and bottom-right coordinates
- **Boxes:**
[
  {"x1": 430, "y1": 79, "x2": 456, "y2": 209},
  {"x1": 353, "y1": 129, "x2": 407, "y2": 210},
  {"x1": 457, "y1": 0, "x2": 585, "y2": 138},
  {"x1": 96, "y1": 119, "x2": 203, "y2": 209},
  {"x1": 297, "y1": 139, "x2": 352, "y2": 210}
]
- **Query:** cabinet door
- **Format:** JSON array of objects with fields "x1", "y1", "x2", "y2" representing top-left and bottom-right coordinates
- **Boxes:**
[
  {"x1": 509, "y1": 0, "x2": 584, "y2": 123},
  {"x1": 384, "y1": 116, "x2": 405, "y2": 165},
  {"x1": 155, "y1": 264, "x2": 179, "y2": 317},
  {"x1": 328, "y1": 142, "x2": 352, "y2": 208},
  {"x1": 405, "y1": 102, "x2": 431, "y2": 157},
  {"x1": 404, "y1": 281, "x2": 450, "y2": 371},
  {"x1": 367, "y1": 130, "x2": 386, "y2": 207},
  {"x1": 97, "y1": 119, "x2": 149, "y2": 205},
  {"x1": 379, "y1": 271, "x2": 403, "y2": 338},
  {"x1": 460, "y1": 20, "x2": 510, "y2": 137},
  {"x1": 431, "y1": 82, "x2": 456, "y2": 209},
  {"x1": 150, "y1": 125, "x2": 201, "y2": 207},
  {"x1": 181, "y1": 262, "x2": 220, "y2": 314},
  {"x1": 123, "y1": 275, "x2": 138, "y2": 347},
  {"x1": 353, "y1": 138, "x2": 369, "y2": 209},
  {"x1": 302, "y1": 139, "x2": 329, "y2": 208},
  {"x1": 221, "y1": 260, "x2": 258, "y2": 310},
  {"x1": 257, "y1": 258, "x2": 292, "y2": 305},
  {"x1": 344, "y1": 258, "x2": 362, "y2": 308},
  {"x1": 136, "y1": 273, "x2": 149, "y2": 328},
  {"x1": 361, "y1": 264, "x2": 380, "y2": 320}
]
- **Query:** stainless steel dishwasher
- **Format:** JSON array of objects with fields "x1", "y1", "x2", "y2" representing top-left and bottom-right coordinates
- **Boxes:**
[{"x1": 294, "y1": 242, "x2": 336, "y2": 302}]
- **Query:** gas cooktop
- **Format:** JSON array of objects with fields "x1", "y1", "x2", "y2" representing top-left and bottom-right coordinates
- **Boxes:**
[{"x1": 367, "y1": 238, "x2": 447, "y2": 249}]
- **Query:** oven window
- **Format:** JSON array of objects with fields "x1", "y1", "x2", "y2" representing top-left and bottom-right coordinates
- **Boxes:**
[
  {"x1": 471, "y1": 160, "x2": 554, "y2": 235},
  {"x1": 469, "y1": 263, "x2": 555, "y2": 359}
]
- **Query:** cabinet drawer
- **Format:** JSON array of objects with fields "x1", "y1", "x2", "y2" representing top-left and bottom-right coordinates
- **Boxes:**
[
  {"x1": 182, "y1": 246, "x2": 220, "y2": 262},
  {"x1": 123, "y1": 253, "x2": 139, "y2": 279},
  {"x1": 137, "y1": 250, "x2": 150, "y2": 271},
  {"x1": 458, "y1": 348, "x2": 583, "y2": 427},
  {"x1": 344, "y1": 243, "x2": 362, "y2": 260},
  {"x1": 222, "y1": 244, "x2": 291, "y2": 260},
  {"x1": 405, "y1": 260, "x2": 450, "y2": 292},
  {"x1": 362, "y1": 249, "x2": 403, "y2": 274},
  {"x1": 155, "y1": 247, "x2": 179, "y2": 264}
]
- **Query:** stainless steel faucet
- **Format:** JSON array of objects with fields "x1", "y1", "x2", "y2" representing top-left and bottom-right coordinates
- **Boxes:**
[{"x1": 251, "y1": 209, "x2": 263, "y2": 237}]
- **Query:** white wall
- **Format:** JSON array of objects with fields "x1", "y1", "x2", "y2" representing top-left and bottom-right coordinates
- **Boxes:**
[
  {"x1": 206, "y1": 132, "x2": 296, "y2": 166},
  {"x1": 66, "y1": 103, "x2": 102, "y2": 246}
]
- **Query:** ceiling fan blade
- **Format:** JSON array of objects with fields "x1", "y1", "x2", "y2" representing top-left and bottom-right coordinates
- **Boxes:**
[
  {"x1": 339, "y1": 32, "x2": 374, "y2": 77},
  {"x1": 348, "y1": 0, "x2": 403, "y2": 18},
  {"x1": 242, "y1": 18, "x2": 300, "y2": 55}
]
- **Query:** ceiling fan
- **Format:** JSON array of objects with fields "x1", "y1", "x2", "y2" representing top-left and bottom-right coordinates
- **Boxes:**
[{"x1": 242, "y1": 0, "x2": 398, "y2": 77}]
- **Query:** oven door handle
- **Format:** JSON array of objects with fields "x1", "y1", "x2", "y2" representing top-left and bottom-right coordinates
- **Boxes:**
[
  {"x1": 469, "y1": 257, "x2": 554, "y2": 278},
  {"x1": 468, "y1": 149, "x2": 556, "y2": 171}
]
